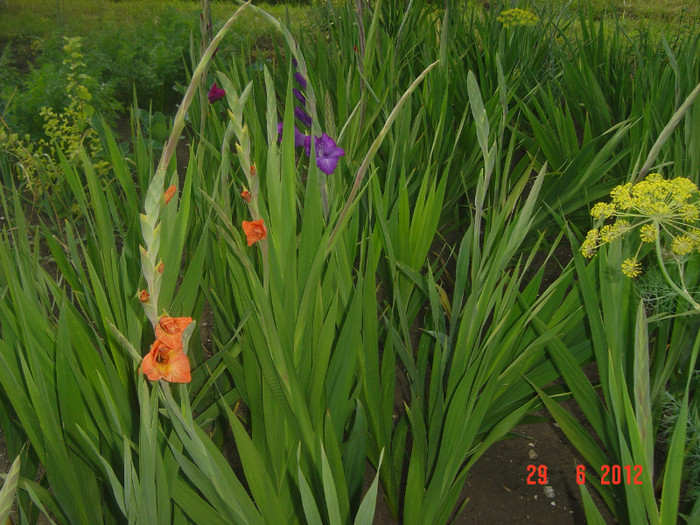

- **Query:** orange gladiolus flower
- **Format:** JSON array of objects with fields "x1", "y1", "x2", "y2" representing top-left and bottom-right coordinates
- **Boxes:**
[
  {"x1": 242, "y1": 219, "x2": 267, "y2": 246},
  {"x1": 250, "y1": 164, "x2": 257, "y2": 177},
  {"x1": 240, "y1": 190, "x2": 252, "y2": 203},
  {"x1": 139, "y1": 289, "x2": 150, "y2": 303},
  {"x1": 157, "y1": 262, "x2": 164, "y2": 274},
  {"x1": 164, "y1": 185, "x2": 177, "y2": 204},
  {"x1": 140, "y1": 339, "x2": 191, "y2": 383},
  {"x1": 155, "y1": 316, "x2": 193, "y2": 351}
]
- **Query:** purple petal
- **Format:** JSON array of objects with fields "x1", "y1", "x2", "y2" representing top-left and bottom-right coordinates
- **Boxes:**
[
  {"x1": 279, "y1": 122, "x2": 309, "y2": 148},
  {"x1": 277, "y1": 122, "x2": 284, "y2": 143},
  {"x1": 293, "y1": 88, "x2": 306, "y2": 106},
  {"x1": 317, "y1": 155, "x2": 342, "y2": 175},
  {"x1": 292, "y1": 57, "x2": 298, "y2": 68},
  {"x1": 294, "y1": 127, "x2": 307, "y2": 148},
  {"x1": 294, "y1": 72, "x2": 307, "y2": 90},
  {"x1": 294, "y1": 106, "x2": 312, "y2": 128},
  {"x1": 304, "y1": 136, "x2": 311, "y2": 157},
  {"x1": 207, "y1": 82, "x2": 226, "y2": 104},
  {"x1": 314, "y1": 133, "x2": 345, "y2": 175}
]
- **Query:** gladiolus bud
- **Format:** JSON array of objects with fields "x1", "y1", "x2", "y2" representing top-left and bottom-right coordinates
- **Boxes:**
[{"x1": 164, "y1": 185, "x2": 177, "y2": 204}]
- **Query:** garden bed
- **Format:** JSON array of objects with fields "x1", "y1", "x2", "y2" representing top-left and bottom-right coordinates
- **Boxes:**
[{"x1": 1, "y1": 1, "x2": 699, "y2": 524}]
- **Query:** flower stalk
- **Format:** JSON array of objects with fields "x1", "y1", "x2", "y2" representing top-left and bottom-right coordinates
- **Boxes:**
[
  {"x1": 653, "y1": 222, "x2": 700, "y2": 312},
  {"x1": 154, "y1": 1, "x2": 251, "y2": 183},
  {"x1": 138, "y1": 3, "x2": 250, "y2": 385},
  {"x1": 140, "y1": 1, "x2": 251, "y2": 327}
]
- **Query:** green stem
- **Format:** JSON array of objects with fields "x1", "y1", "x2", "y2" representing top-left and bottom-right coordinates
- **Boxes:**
[
  {"x1": 197, "y1": 0, "x2": 213, "y2": 174},
  {"x1": 155, "y1": 1, "x2": 251, "y2": 181},
  {"x1": 653, "y1": 220, "x2": 700, "y2": 312}
]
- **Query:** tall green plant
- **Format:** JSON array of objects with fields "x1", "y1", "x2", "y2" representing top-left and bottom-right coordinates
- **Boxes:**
[{"x1": 537, "y1": 240, "x2": 699, "y2": 524}]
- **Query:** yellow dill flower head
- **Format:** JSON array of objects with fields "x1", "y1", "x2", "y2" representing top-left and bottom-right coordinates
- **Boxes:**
[
  {"x1": 599, "y1": 225, "x2": 614, "y2": 243},
  {"x1": 628, "y1": 174, "x2": 699, "y2": 219},
  {"x1": 580, "y1": 229, "x2": 599, "y2": 258},
  {"x1": 671, "y1": 235, "x2": 696, "y2": 255},
  {"x1": 583, "y1": 174, "x2": 700, "y2": 269},
  {"x1": 669, "y1": 177, "x2": 697, "y2": 204},
  {"x1": 497, "y1": 8, "x2": 540, "y2": 27},
  {"x1": 591, "y1": 202, "x2": 617, "y2": 220},
  {"x1": 639, "y1": 224, "x2": 657, "y2": 243},
  {"x1": 599, "y1": 219, "x2": 630, "y2": 242},
  {"x1": 610, "y1": 183, "x2": 634, "y2": 209},
  {"x1": 680, "y1": 203, "x2": 700, "y2": 222},
  {"x1": 621, "y1": 258, "x2": 642, "y2": 278},
  {"x1": 644, "y1": 200, "x2": 673, "y2": 217},
  {"x1": 613, "y1": 219, "x2": 631, "y2": 232}
]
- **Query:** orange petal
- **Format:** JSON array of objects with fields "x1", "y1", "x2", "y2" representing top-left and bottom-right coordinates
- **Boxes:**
[
  {"x1": 155, "y1": 316, "x2": 193, "y2": 350},
  {"x1": 240, "y1": 190, "x2": 252, "y2": 203},
  {"x1": 164, "y1": 351, "x2": 191, "y2": 383},
  {"x1": 164, "y1": 185, "x2": 177, "y2": 204},
  {"x1": 242, "y1": 219, "x2": 267, "y2": 246},
  {"x1": 140, "y1": 349, "x2": 160, "y2": 380},
  {"x1": 140, "y1": 339, "x2": 191, "y2": 383},
  {"x1": 139, "y1": 289, "x2": 150, "y2": 303}
]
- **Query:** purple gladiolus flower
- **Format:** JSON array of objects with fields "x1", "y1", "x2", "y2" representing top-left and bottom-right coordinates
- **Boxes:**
[
  {"x1": 293, "y1": 88, "x2": 306, "y2": 106},
  {"x1": 278, "y1": 122, "x2": 308, "y2": 148},
  {"x1": 292, "y1": 57, "x2": 298, "y2": 68},
  {"x1": 208, "y1": 82, "x2": 226, "y2": 103},
  {"x1": 294, "y1": 106, "x2": 312, "y2": 128},
  {"x1": 294, "y1": 127, "x2": 308, "y2": 148},
  {"x1": 307, "y1": 133, "x2": 345, "y2": 175},
  {"x1": 294, "y1": 72, "x2": 307, "y2": 90}
]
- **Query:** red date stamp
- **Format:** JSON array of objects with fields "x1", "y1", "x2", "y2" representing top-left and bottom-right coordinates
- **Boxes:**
[
  {"x1": 526, "y1": 464, "x2": 548, "y2": 485},
  {"x1": 527, "y1": 464, "x2": 643, "y2": 485},
  {"x1": 576, "y1": 464, "x2": 643, "y2": 485}
]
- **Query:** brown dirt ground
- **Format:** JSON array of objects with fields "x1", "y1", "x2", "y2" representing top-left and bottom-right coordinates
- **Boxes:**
[{"x1": 368, "y1": 404, "x2": 617, "y2": 525}]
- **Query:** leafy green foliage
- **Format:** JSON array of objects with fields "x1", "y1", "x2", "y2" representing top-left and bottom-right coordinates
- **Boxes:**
[
  {"x1": 1, "y1": 1, "x2": 699, "y2": 524},
  {"x1": 1, "y1": 36, "x2": 109, "y2": 218}
]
